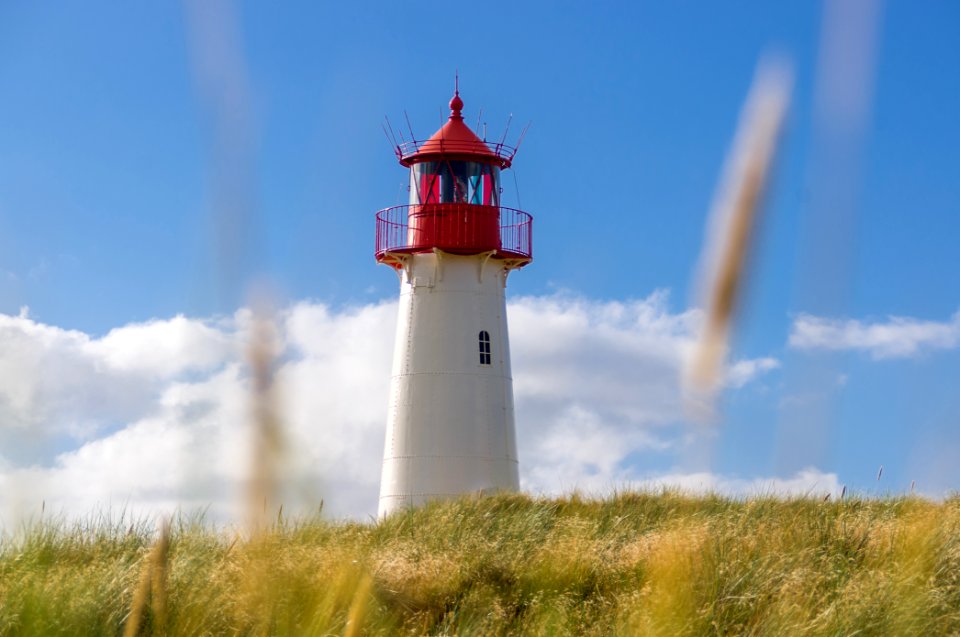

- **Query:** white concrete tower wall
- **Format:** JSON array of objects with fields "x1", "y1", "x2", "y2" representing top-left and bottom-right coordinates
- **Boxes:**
[{"x1": 378, "y1": 250, "x2": 519, "y2": 516}]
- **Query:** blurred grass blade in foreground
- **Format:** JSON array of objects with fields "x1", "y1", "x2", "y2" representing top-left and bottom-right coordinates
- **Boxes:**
[
  {"x1": 685, "y1": 59, "x2": 792, "y2": 421},
  {"x1": 122, "y1": 518, "x2": 170, "y2": 637},
  {"x1": 245, "y1": 291, "x2": 286, "y2": 538}
]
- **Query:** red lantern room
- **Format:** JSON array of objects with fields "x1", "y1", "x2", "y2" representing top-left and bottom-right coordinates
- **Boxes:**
[{"x1": 375, "y1": 89, "x2": 533, "y2": 269}]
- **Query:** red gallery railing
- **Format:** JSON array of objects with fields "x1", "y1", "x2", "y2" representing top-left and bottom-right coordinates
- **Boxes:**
[{"x1": 375, "y1": 204, "x2": 533, "y2": 262}]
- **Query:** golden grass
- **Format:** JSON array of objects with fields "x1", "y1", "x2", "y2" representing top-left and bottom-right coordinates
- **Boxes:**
[{"x1": 2, "y1": 491, "x2": 959, "y2": 636}]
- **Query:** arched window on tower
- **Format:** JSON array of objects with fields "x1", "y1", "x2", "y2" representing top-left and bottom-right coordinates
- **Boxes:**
[{"x1": 478, "y1": 330, "x2": 491, "y2": 365}]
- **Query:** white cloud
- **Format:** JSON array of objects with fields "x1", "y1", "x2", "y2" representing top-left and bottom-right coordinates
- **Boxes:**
[
  {"x1": 789, "y1": 311, "x2": 960, "y2": 359},
  {"x1": 87, "y1": 315, "x2": 236, "y2": 377},
  {"x1": 0, "y1": 293, "x2": 782, "y2": 525},
  {"x1": 521, "y1": 467, "x2": 842, "y2": 500},
  {"x1": 0, "y1": 314, "x2": 152, "y2": 437},
  {"x1": 625, "y1": 467, "x2": 842, "y2": 499},
  {"x1": 726, "y1": 357, "x2": 781, "y2": 388}
]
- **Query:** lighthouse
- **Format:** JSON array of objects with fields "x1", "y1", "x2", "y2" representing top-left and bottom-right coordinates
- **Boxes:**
[{"x1": 375, "y1": 87, "x2": 533, "y2": 516}]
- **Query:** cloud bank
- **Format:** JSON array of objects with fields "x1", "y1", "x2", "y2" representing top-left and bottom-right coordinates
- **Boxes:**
[
  {"x1": 789, "y1": 311, "x2": 960, "y2": 359},
  {"x1": 0, "y1": 293, "x2": 792, "y2": 525}
]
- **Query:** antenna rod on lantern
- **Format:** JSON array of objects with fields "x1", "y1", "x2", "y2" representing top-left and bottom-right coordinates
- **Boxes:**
[
  {"x1": 403, "y1": 110, "x2": 416, "y2": 148},
  {"x1": 381, "y1": 123, "x2": 397, "y2": 155},
  {"x1": 497, "y1": 113, "x2": 513, "y2": 153},
  {"x1": 382, "y1": 117, "x2": 402, "y2": 159},
  {"x1": 509, "y1": 121, "x2": 532, "y2": 162},
  {"x1": 383, "y1": 116, "x2": 400, "y2": 146}
]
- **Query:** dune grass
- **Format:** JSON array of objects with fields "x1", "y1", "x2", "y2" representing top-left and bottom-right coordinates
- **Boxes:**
[{"x1": 1, "y1": 491, "x2": 959, "y2": 636}]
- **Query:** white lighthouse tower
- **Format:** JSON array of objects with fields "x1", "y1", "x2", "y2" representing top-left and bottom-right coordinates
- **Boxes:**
[{"x1": 375, "y1": 88, "x2": 533, "y2": 516}]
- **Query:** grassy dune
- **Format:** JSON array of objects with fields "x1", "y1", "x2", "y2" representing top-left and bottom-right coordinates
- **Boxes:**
[{"x1": 2, "y1": 492, "x2": 959, "y2": 636}]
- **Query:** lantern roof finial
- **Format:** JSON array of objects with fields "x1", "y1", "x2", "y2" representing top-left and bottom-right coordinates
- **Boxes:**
[{"x1": 449, "y1": 73, "x2": 463, "y2": 120}]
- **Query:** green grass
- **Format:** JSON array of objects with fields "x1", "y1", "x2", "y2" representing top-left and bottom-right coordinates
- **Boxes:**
[{"x1": 2, "y1": 492, "x2": 959, "y2": 636}]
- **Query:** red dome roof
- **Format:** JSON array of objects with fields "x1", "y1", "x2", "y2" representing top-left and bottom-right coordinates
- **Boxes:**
[{"x1": 398, "y1": 92, "x2": 514, "y2": 168}]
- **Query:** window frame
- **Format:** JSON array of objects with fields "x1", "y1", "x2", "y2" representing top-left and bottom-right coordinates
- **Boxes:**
[{"x1": 478, "y1": 330, "x2": 492, "y2": 365}]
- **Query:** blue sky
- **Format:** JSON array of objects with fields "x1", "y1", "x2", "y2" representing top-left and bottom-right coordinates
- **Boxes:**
[{"x1": 1, "y1": 1, "x2": 959, "y2": 520}]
